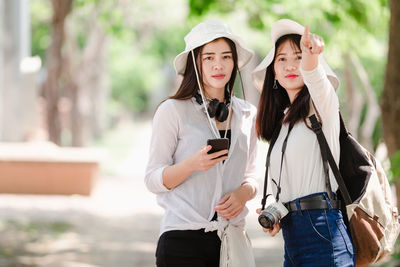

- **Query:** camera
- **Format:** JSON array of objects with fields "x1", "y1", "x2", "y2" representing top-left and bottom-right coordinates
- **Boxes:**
[{"x1": 258, "y1": 201, "x2": 289, "y2": 229}]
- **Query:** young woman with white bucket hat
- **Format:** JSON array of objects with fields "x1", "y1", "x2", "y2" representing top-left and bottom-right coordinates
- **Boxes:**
[
  {"x1": 254, "y1": 19, "x2": 355, "y2": 266},
  {"x1": 145, "y1": 19, "x2": 258, "y2": 267}
]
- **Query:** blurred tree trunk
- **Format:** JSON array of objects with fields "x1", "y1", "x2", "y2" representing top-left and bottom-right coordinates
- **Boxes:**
[
  {"x1": 64, "y1": 6, "x2": 107, "y2": 147},
  {"x1": 72, "y1": 23, "x2": 106, "y2": 146},
  {"x1": 88, "y1": 32, "x2": 108, "y2": 140},
  {"x1": 381, "y1": 0, "x2": 400, "y2": 208},
  {"x1": 42, "y1": 0, "x2": 73, "y2": 145}
]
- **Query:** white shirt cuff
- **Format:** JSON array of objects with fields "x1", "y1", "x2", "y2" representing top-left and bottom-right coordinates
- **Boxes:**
[
  {"x1": 151, "y1": 166, "x2": 171, "y2": 193},
  {"x1": 300, "y1": 63, "x2": 326, "y2": 85}
]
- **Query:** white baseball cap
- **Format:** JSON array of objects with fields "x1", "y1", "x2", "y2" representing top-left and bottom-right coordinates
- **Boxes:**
[
  {"x1": 173, "y1": 19, "x2": 254, "y2": 75},
  {"x1": 251, "y1": 19, "x2": 339, "y2": 92}
]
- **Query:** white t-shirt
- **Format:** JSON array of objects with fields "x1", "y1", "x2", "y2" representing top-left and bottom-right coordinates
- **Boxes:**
[
  {"x1": 145, "y1": 96, "x2": 258, "y2": 237},
  {"x1": 269, "y1": 64, "x2": 340, "y2": 203}
]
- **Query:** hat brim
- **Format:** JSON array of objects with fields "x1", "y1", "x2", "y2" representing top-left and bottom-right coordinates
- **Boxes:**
[
  {"x1": 174, "y1": 33, "x2": 254, "y2": 75},
  {"x1": 252, "y1": 19, "x2": 339, "y2": 92}
]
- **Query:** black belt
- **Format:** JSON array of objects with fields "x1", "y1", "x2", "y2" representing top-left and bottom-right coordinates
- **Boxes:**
[{"x1": 284, "y1": 194, "x2": 340, "y2": 212}]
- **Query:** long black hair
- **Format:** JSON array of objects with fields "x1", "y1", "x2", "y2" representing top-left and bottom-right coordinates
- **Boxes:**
[
  {"x1": 169, "y1": 37, "x2": 238, "y2": 101},
  {"x1": 256, "y1": 34, "x2": 311, "y2": 141}
]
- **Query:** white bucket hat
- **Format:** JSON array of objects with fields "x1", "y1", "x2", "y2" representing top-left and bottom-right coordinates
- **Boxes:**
[
  {"x1": 173, "y1": 19, "x2": 254, "y2": 75},
  {"x1": 252, "y1": 19, "x2": 339, "y2": 92}
]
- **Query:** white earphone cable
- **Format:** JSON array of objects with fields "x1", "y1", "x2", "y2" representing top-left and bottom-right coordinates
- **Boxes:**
[{"x1": 191, "y1": 50, "x2": 232, "y2": 139}]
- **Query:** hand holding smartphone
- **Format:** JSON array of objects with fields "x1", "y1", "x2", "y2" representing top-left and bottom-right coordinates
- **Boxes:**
[{"x1": 207, "y1": 138, "x2": 229, "y2": 158}]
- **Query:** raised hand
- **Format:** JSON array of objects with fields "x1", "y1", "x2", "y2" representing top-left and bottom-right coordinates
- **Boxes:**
[{"x1": 300, "y1": 26, "x2": 324, "y2": 55}]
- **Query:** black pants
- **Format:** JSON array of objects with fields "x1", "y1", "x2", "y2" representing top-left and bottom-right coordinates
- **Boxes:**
[{"x1": 155, "y1": 229, "x2": 221, "y2": 267}]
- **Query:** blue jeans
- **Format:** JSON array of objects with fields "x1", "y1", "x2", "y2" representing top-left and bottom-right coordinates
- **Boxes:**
[{"x1": 280, "y1": 192, "x2": 355, "y2": 267}]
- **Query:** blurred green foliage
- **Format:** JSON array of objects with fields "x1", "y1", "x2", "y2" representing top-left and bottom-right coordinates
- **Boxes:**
[
  {"x1": 30, "y1": 0, "x2": 390, "y2": 118},
  {"x1": 30, "y1": 0, "x2": 192, "y2": 113},
  {"x1": 390, "y1": 150, "x2": 400, "y2": 183},
  {"x1": 392, "y1": 240, "x2": 400, "y2": 265},
  {"x1": 30, "y1": 0, "x2": 51, "y2": 60},
  {"x1": 109, "y1": 40, "x2": 159, "y2": 113},
  {"x1": 187, "y1": 0, "x2": 389, "y2": 148}
]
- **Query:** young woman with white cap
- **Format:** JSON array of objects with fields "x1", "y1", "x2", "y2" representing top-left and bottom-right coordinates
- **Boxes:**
[
  {"x1": 253, "y1": 19, "x2": 355, "y2": 266},
  {"x1": 145, "y1": 19, "x2": 258, "y2": 266}
]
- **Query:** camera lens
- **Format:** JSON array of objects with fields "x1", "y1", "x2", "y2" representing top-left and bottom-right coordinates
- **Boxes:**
[{"x1": 258, "y1": 212, "x2": 275, "y2": 229}]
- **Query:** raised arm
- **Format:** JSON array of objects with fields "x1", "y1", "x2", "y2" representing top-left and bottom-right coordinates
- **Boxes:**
[{"x1": 300, "y1": 26, "x2": 339, "y2": 122}]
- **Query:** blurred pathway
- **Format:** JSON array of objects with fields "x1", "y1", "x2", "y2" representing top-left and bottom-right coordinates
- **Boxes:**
[{"x1": 0, "y1": 119, "x2": 284, "y2": 267}]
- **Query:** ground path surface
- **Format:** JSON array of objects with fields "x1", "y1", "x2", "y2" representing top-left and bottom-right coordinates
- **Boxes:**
[{"x1": 0, "y1": 119, "x2": 284, "y2": 267}]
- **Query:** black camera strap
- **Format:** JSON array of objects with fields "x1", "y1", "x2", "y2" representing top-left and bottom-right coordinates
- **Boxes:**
[
  {"x1": 261, "y1": 125, "x2": 281, "y2": 210},
  {"x1": 275, "y1": 125, "x2": 293, "y2": 202},
  {"x1": 261, "y1": 123, "x2": 293, "y2": 210}
]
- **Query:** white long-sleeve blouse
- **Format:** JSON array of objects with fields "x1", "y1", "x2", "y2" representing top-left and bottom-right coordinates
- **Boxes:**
[
  {"x1": 145, "y1": 96, "x2": 258, "y2": 237},
  {"x1": 269, "y1": 64, "x2": 340, "y2": 203}
]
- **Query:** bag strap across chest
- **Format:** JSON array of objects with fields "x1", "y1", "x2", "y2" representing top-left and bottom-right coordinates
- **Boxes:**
[{"x1": 307, "y1": 101, "x2": 352, "y2": 204}]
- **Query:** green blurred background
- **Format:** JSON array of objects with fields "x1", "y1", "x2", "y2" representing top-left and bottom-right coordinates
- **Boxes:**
[{"x1": 1, "y1": 0, "x2": 399, "y2": 266}]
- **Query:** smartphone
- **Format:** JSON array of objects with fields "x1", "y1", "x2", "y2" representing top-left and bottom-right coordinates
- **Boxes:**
[{"x1": 207, "y1": 138, "x2": 229, "y2": 158}]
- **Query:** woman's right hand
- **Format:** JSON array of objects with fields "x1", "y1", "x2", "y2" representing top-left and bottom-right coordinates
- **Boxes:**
[
  {"x1": 189, "y1": 145, "x2": 228, "y2": 171},
  {"x1": 256, "y1": 208, "x2": 282, "y2": 237},
  {"x1": 162, "y1": 145, "x2": 228, "y2": 190}
]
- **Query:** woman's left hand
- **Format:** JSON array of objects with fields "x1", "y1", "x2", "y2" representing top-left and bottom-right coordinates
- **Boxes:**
[
  {"x1": 256, "y1": 208, "x2": 281, "y2": 236},
  {"x1": 215, "y1": 187, "x2": 248, "y2": 219}
]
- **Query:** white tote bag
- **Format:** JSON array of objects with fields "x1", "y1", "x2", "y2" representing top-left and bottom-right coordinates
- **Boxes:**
[{"x1": 220, "y1": 223, "x2": 256, "y2": 267}]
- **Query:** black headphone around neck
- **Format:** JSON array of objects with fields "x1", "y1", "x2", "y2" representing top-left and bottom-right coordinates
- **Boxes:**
[{"x1": 194, "y1": 90, "x2": 231, "y2": 122}]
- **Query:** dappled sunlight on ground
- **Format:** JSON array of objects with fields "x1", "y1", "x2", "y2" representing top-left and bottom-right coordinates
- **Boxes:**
[{"x1": 0, "y1": 119, "x2": 284, "y2": 267}]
